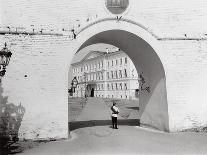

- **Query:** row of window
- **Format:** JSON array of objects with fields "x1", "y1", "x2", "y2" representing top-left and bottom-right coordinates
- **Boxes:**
[
  {"x1": 75, "y1": 68, "x2": 129, "y2": 82},
  {"x1": 73, "y1": 60, "x2": 104, "y2": 74},
  {"x1": 91, "y1": 82, "x2": 128, "y2": 91},
  {"x1": 95, "y1": 94, "x2": 128, "y2": 99},
  {"x1": 107, "y1": 57, "x2": 127, "y2": 68},
  {"x1": 73, "y1": 57, "x2": 128, "y2": 74},
  {"x1": 107, "y1": 82, "x2": 128, "y2": 90},
  {"x1": 76, "y1": 72, "x2": 104, "y2": 82},
  {"x1": 107, "y1": 69, "x2": 127, "y2": 79},
  {"x1": 74, "y1": 93, "x2": 128, "y2": 99},
  {"x1": 77, "y1": 82, "x2": 128, "y2": 91}
]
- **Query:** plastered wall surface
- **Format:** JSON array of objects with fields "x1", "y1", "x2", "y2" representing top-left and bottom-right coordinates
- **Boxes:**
[
  {"x1": 0, "y1": 0, "x2": 207, "y2": 138},
  {"x1": 161, "y1": 40, "x2": 207, "y2": 131},
  {"x1": 0, "y1": 35, "x2": 70, "y2": 139}
]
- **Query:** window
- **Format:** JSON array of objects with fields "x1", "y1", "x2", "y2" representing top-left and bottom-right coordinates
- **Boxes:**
[
  {"x1": 101, "y1": 61, "x2": 103, "y2": 67},
  {"x1": 94, "y1": 63, "x2": 97, "y2": 69},
  {"x1": 111, "y1": 83, "x2": 114, "y2": 90},
  {"x1": 101, "y1": 84, "x2": 104, "y2": 90},
  {"x1": 107, "y1": 84, "x2": 110, "y2": 90},
  {"x1": 89, "y1": 74, "x2": 92, "y2": 81},
  {"x1": 96, "y1": 73, "x2": 99, "y2": 80},
  {"x1": 112, "y1": 60, "x2": 113, "y2": 66},
  {"x1": 125, "y1": 57, "x2": 127, "y2": 64},
  {"x1": 119, "y1": 70, "x2": 122, "y2": 78},
  {"x1": 116, "y1": 59, "x2": 118, "y2": 65},
  {"x1": 108, "y1": 61, "x2": 110, "y2": 67},
  {"x1": 120, "y1": 83, "x2": 122, "y2": 90},
  {"x1": 111, "y1": 71, "x2": 113, "y2": 79},
  {"x1": 101, "y1": 72, "x2": 103, "y2": 80},
  {"x1": 107, "y1": 72, "x2": 110, "y2": 79},
  {"x1": 124, "y1": 83, "x2": 127, "y2": 90},
  {"x1": 115, "y1": 83, "x2": 118, "y2": 90},
  {"x1": 120, "y1": 58, "x2": 122, "y2": 65},
  {"x1": 124, "y1": 69, "x2": 127, "y2": 77},
  {"x1": 115, "y1": 71, "x2": 118, "y2": 78}
]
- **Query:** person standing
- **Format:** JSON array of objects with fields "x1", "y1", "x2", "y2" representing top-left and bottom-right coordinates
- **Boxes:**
[{"x1": 111, "y1": 102, "x2": 120, "y2": 129}]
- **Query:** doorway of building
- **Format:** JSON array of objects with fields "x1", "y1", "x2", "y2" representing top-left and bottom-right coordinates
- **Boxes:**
[{"x1": 91, "y1": 88, "x2": 94, "y2": 97}]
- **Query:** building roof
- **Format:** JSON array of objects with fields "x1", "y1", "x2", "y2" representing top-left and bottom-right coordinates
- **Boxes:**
[
  {"x1": 71, "y1": 50, "x2": 124, "y2": 66},
  {"x1": 71, "y1": 43, "x2": 120, "y2": 65},
  {"x1": 71, "y1": 51, "x2": 106, "y2": 65}
]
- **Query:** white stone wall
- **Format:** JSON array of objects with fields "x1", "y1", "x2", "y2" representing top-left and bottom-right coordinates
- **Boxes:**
[
  {"x1": 1, "y1": 0, "x2": 207, "y2": 138},
  {"x1": 161, "y1": 40, "x2": 207, "y2": 131},
  {"x1": 0, "y1": 35, "x2": 70, "y2": 139}
]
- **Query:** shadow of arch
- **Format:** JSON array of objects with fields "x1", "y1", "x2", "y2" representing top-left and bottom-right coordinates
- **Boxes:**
[
  {"x1": 74, "y1": 30, "x2": 169, "y2": 131},
  {"x1": 69, "y1": 119, "x2": 140, "y2": 131}
]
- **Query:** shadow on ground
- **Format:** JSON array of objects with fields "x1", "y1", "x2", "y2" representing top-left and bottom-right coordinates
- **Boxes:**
[
  {"x1": 69, "y1": 119, "x2": 140, "y2": 131},
  {"x1": 126, "y1": 107, "x2": 139, "y2": 110}
]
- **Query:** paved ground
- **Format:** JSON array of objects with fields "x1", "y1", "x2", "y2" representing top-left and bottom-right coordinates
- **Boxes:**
[{"x1": 18, "y1": 98, "x2": 207, "y2": 155}]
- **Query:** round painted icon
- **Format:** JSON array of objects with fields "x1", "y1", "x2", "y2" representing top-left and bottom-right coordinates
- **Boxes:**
[{"x1": 105, "y1": 0, "x2": 129, "y2": 14}]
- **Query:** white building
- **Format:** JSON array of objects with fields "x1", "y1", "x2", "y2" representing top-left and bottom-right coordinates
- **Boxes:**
[{"x1": 71, "y1": 50, "x2": 139, "y2": 100}]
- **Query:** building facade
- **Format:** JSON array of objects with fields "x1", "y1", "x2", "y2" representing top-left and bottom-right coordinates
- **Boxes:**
[{"x1": 71, "y1": 50, "x2": 139, "y2": 100}]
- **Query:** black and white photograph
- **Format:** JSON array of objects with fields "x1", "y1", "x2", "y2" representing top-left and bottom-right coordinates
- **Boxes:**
[{"x1": 1, "y1": 0, "x2": 207, "y2": 154}]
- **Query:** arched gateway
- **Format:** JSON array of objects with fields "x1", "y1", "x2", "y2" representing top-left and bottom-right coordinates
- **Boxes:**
[{"x1": 69, "y1": 18, "x2": 169, "y2": 132}]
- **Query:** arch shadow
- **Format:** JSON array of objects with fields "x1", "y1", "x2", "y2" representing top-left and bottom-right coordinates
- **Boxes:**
[{"x1": 69, "y1": 119, "x2": 140, "y2": 131}]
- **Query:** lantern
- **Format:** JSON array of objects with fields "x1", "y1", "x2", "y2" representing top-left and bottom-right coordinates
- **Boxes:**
[{"x1": 0, "y1": 42, "x2": 12, "y2": 78}]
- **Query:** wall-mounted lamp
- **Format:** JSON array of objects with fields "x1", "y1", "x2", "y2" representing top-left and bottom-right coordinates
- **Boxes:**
[{"x1": 0, "y1": 42, "x2": 12, "y2": 81}]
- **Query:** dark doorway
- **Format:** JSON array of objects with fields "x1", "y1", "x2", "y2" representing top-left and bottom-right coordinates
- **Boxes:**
[{"x1": 91, "y1": 88, "x2": 94, "y2": 97}]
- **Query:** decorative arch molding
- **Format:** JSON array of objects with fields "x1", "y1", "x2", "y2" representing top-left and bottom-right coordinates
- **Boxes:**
[{"x1": 76, "y1": 17, "x2": 159, "y2": 39}]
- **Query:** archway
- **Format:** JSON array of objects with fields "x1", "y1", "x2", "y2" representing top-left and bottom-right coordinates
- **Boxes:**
[{"x1": 69, "y1": 19, "x2": 169, "y2": 132}]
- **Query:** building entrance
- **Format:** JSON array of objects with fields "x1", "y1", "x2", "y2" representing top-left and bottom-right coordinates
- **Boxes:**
[
  {"x1": 86, "y1": 84, "x2": 96, "y2": 97},
  {"x1": 91, "y1": 88, "x2": 94, "y2": 97}
]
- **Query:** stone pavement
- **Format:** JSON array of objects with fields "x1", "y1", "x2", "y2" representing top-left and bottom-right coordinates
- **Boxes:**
[
  {"x1": 76, "y1": 97, "x2": 121, "y2": 121},
  {"x1": 69, "y1": 97, "x2": 139, "y2": 131},
  {"x1": 18, "y1": 125, "x2": 207, "y2": 155},
  {"x1": 18, "y1": 98, "x2": 207, "y2": 155}
]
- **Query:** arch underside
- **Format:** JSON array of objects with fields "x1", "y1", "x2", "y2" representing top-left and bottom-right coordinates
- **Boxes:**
[{"x1": 76, "y1": 30, "x2": 169, "y2": 131}]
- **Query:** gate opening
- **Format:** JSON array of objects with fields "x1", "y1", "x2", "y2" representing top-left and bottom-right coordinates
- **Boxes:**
[{"x1": 69, "y1": 29, "x2": 169, "y2": 133}]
